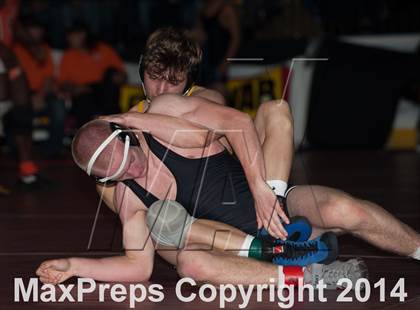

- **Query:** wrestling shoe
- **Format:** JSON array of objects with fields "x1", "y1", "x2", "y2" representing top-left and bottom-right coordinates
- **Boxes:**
[
  {"x1": 305, "y1": 258, "x2": 369, "y2": 290},
  {"x1": 258, "y1": 216, "x2": 312, "y2": 242},
  {"x1": 272, "y1": 232, "x2": 338, "y2": 266}
]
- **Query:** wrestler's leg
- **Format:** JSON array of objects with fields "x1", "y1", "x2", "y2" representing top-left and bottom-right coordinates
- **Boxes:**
[
  {"x1": 159, "y1": 244, "x2": 366, "y2": 289},
  {"x1": 178, "y1": 245, "x2": 280, "y2": 285},
  {"x1": 149, "y1": 202, "x2": 339, "y2": 267},
  {"x1": 152, "y1": 217, "x2": 259, "y2": 257},
  {"x1": 286, "y1": 185, "x2": 420, "y2": 257},
  {"x1": 185, "y1": 219, "x2": 249, "y2": 253},
  {"x1": 146, "y1": 201, "x2": 252, "y2": 254},
  {"x1": 158, "y1": 245, "x2": 280, "y2": 286},
  {"x1": 254, "y1": 100, "x2": 294, "y2": 185}
]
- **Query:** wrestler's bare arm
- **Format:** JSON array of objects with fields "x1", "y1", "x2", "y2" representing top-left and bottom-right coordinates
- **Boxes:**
[
  {"x1": 127, "y1": 87, "x2": 226, "y2": 146},
  {"x1": 149, "y1": 94, "x2": 272, "y2": 199},
  {"x1": 189, "y1": 87, "x2": 233, "y2": 151},
  {"x1": 36, "y1": 186, "x2": 155, "y2": 284},
  {"x1": 94, "y1": 184, "x2": 117, "y2": 212},
  {"x1": 67, "y1": 210, "x2": 154, "y2": 282},
  {"x1": 104, "y1": 111, "x2": 220, "y2": 149},
  {"x1": 128, "y1": 98, "x2": 266, "y2": 192}
]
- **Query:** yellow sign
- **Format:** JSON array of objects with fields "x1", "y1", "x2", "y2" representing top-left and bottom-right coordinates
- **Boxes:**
[
  {"x1": 226, "y1": 67, "x2": 284, "y2": 117},
  {"x1": 119, "y1": 66, "x2": 285, "y2": 116}
]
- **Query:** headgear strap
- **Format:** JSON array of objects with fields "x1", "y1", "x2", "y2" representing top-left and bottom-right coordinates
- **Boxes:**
[{"x1": 86, "y1": 129, "x2": 131, "y2": 183}]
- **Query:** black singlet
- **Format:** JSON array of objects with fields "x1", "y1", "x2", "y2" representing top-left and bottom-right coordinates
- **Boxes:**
[{"x1": 123, "y1": 133, "x2": 258, "y2": 235}]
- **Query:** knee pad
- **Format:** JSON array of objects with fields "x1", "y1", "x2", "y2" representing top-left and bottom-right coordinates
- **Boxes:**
[{"x1": 146, "y1": 200, "x2": 196, "y2": 248}]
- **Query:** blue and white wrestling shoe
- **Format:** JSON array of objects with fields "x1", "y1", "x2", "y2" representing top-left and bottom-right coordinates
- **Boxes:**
[
  {"x1": 258, "y1": 216, "x2": 312, "y2": 242},
  {"x1": 272, "y1": 232, "x2": 339, "y2": 266}
]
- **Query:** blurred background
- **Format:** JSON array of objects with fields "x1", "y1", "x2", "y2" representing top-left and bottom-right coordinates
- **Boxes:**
[{"x1": 1, "y1": 0, "x2": 420, "y2": 194}]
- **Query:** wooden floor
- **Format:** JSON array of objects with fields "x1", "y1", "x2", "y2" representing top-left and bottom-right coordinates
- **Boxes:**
[{"x1": 0, "y1": 150, "x2": 419, "y2": 309}]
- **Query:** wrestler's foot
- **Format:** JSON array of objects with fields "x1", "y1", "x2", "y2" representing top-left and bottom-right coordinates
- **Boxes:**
[
  {"x1": 258, "y1": 216, "x2": 312, "y2": 242},
  {"x1": 272, "y1": 232, "x2": 338, "y2": 266},
  {"x1": 305, "y1": 258, "x2": 369, "y2": 290},
  {"x1": 284, "y1": 216, "x2": 312, "y2": 242}
]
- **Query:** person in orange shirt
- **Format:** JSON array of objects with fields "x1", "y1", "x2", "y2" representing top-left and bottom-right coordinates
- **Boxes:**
[
  {"x1": 0, "y1": 0, "x2": 48, "y2": 196},
  {"x1": 0, "y1": 41, "x2": 53, "y2": 191},
  {"x1": 58, "y1": 22, "x2": 126, "y2": 128},
  {"x1": 0, "y1": 0, "x2": 20, "y2": 47},
  {"x1": 0, "y1": 6, "x2": 50, "y2": 192},
  {"x1": 13, "y1": 17, "x2": 65, "y2": 158}
]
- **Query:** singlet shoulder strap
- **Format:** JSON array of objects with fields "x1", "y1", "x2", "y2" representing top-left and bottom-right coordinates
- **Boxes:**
[
  {"x1": 137, "y1": 100, "x2": 145, "y2": 112},
  {"x1": 141, "y1": 132, "x2": 169, "y2": 162},
  {"x1": 185, "y1": 85, "x2": 198, "y2": 97},
  {"x1": 142, "y1": 131, "x2": 152, "y2": 146},
  {"x1": 122, "y1": 179, "x2": 158, "y2": 208}
]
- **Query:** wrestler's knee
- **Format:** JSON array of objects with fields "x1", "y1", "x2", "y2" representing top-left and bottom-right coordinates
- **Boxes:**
[
  {"x1": 176, "y1": 249, "x2": 214, "y2": 281},
  {"x1": 323, "y1": 194, "x2": 368, "y2": 232},
  {"x1": 258, "y1": 100, "x2": 293, "y2": 132}
]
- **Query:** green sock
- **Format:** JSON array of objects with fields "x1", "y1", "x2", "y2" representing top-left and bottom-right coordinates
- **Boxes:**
[
  {"x1": 238, "y1": 235, "x2": 273, "y2": 260},
  {"x1": 249, "y1": 238, "x2": 263, "y2": 259}
]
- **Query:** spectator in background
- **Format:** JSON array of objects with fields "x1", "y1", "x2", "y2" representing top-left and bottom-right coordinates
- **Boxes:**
[
  {"x1": 20, "y1": 0, "x2": 119, "y2": 50},
  {"x1": 192, "y1": 0, "x2": 240, "y2": 95},
  {"x1": 0, "y1": 0, "x2": 50, "y2": 193},
  {"x1": 13, "y1": 17, "x2": 65, "y2": 158},
  {"x1": 0, "y1": 0, "x2": 20, "y2": 47},
  {"x1": 58, "y1": 22, "x2": 126, "y2": 128},
  {"x1": 0, "y1": 42, "x2": 52, "y2": 191}
]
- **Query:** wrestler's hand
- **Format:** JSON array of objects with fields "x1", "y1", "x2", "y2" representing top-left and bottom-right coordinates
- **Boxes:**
[
  {"x1": 36, "y1": 258, "x2": 73, "y2": 284},
  {"x1": 253, "y1": 181, "x2": 289, "y2": 240}
]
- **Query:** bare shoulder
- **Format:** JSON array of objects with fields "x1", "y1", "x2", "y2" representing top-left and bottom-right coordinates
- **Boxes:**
[
  {"x1": 113, "y1": 182, "x2": 148, "y2": 222},
  {"x1": 96, "y1": 184, "x2": 116, "y2": 212},
  {"x1": 191, "y1": 86, "x2": 226, "y2": 105}
]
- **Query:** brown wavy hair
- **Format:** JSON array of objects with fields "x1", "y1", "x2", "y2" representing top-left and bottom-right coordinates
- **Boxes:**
[{"x1": 143, "y1": 27, "x2": 202, "y2": 84}]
